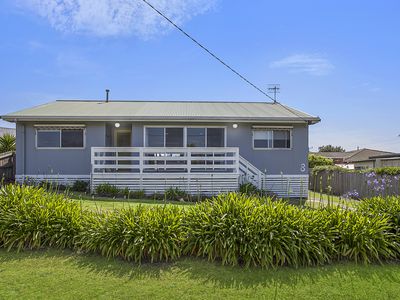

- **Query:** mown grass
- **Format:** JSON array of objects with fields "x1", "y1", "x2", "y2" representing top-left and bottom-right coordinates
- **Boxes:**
[
  {"x1": 0, "y1": 249, "x2": 399, "y2": 300},
  {"x1": 69, "y1": 192, "x2": 194, "y2": 211},
  {"x1": 307, "y1": 190, "x2": 359, "y2": 209}
]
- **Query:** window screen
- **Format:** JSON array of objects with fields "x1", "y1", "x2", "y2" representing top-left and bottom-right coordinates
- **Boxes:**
[
  {"x1": 61, "y1": 129, "x2": 84, "y2": 148},
  {"x1": 253, "y1": 130, "x2": 273, "y2": 149},
  {"x1": 187, "y1": 128, "x2": 206, "y2": 147},
  {"x1": 146, "y1": 128, "x2": 164, "y2": 147},
  {"x1": 207, "y1": 128, "x2": 225, "y2": 147},
  {"x1": 37, "y1": 131, "x2": 60, "y2": 148},
  {"x1": 165, "y1": 128, "x2": 184, "y2": 147},
  {"x1": 273, "y1": 130, "x2": 291, "y2": 148}
]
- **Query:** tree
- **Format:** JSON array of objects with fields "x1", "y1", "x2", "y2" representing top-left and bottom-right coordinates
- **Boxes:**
[
  {"x1": 0, "y1": 134, "x2": 16, "y2": 153},
  {"x1": 318, "y1": 145, "x2": 345, "y2": 152},
  {"x1": 308, "y1": 154, "x2": 334, "y2": 168}
]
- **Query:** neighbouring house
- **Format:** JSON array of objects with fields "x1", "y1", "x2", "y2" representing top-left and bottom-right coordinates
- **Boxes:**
[
  {"x1": 314, "y1": 148, "x2": 394, "y2": 170},
  {"x1": 1, "y1": 100, "x2": 320, "y2": 197},
  {"x1": 0, "y1": 126, "x2": 16, "y2": 136},
  {"x1": 367, "y1": 153, "x2": 400, "y2": 168}
]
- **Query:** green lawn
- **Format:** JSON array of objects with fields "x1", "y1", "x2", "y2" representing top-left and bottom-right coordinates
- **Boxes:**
[
  {"x1": 307, "y1": 190, "x2": 359, "y2": 209},
  {"x1": 0, "y1": 249, "x2": 399, "y2": 299},
  {"x1": 69, "y1": 191, "x2": 359, "y2": 211},
  {"x1": 69, "y1": 193, "x2": 194, "y2": 211}
]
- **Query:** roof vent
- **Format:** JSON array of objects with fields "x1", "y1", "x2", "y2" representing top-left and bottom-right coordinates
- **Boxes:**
[{"x1": 105, "y1": 89, "x2": 110, "y2": 102}]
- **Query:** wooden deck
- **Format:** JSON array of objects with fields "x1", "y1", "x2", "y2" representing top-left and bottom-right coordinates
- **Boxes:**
[{"x1": 91, "y1": 147, "x2": 240, "y2": 195}]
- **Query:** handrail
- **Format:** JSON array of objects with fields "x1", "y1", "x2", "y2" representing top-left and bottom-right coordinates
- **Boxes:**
[
  {"x1": 238, "y1": 155, "x2": 264, "y2": 188},
  {"x1": 91, "y1": 147, "x2": 239, "y2": 174}
]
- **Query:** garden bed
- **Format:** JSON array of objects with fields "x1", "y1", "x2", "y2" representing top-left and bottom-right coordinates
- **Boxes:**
[{"x1": 0, "y1": 184, "x2": 399, "y2": 268}]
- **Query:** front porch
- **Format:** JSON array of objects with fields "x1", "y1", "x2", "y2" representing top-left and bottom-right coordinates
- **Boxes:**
[
  {"x1": 90, "y1": 146, "x2": 309, "y2": 198},
  {"x1": 91, "y1": 147, "x2": 240, "y2": 195}
]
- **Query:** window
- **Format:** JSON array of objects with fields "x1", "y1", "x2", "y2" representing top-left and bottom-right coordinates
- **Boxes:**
[
  {"x1": 253, "y1": 130, "x2": 272, "y2": 149},
  {"x1": 207, "y1": 128, "x2": 225, "y2": 147},
  {"x1": 146, "y1": 128, "x2": 164, "y2": 147},
  {"x1": 145, "y1": 126, "x2": 226, "y2": 148},
  {"x1": 36, "y1": 128, "x2": 85, "y2": 149},
  {"x1": 37, "y1": 130, "x2": 60, "y2": 148},
  {"x1": 187, "y1": 128, "x2": 205, "y2": 147},
  {"x1": 273, "y1": 130, "x2": 291, "y2": 148},
  {"x1": 166, "y1": 128, "x2": 183, "y2": 147},
  {"x1": 253, "y1": 129, "x2": 291, "y2": 149},
  {"x1": 61, "y1": 129, "x2": 84, "y2": 148}
]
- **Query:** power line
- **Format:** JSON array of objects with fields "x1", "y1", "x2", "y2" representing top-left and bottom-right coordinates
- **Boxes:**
[
  {"x1": 139, "y1": 0, "x2": 314, "y2": 124},
  {"x1": 139, "y1": 0, "x2": 275, "y2": 102}
]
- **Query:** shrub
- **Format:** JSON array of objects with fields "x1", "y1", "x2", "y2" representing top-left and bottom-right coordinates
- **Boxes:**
[
  {"x1": 238, "y1": 183, "x2": 276, "y2": 199},
  {"x1": 0, "y1": 184, "x2": 399, "y2": 267},
  {"x1": 184, "y1": 193, "x2": 335, "y2": 267},
  {"x1": 0, "y1": 184, "x2": 83, "y2": 250},
  {"x1": 0, "y1": 133, "x2": 16, "y2": 153},
  {"x1": 72, "y1": 180, "x2": 89, "y2": 193},
  {"x1": 164, "y1": 187, "x2": 189, "y2": 201},
  {"x1": 79, "y1": 205, "x2": 184, "y2": 263},
  {"x1": 374, "y1": 167, "x2": 400, "y2": 176},
  {"x1": 95, "y1": 184, "x2": 119, "y2": 197},
  {"x1": 357, "y1": 196, "x2": 400, "y2": 257},
  {"x1": 130, "y1": 190, "x2": 146, "y2": 199},
  {"x1": 308, "y1": 154, "x2": 334, "y2": 168},
  {"x1": 329, "y1": 208, "x2": 395, "y2": 262}
]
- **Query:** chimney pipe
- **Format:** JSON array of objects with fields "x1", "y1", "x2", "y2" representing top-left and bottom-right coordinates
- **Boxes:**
[{"x1": 105, "y1": 89, "x2": 110, "y2": 102}]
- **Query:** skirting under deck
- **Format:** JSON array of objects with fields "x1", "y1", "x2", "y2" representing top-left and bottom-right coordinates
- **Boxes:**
[{"x1": 15, "y1": 173, "x2": 308, "y2": 198}]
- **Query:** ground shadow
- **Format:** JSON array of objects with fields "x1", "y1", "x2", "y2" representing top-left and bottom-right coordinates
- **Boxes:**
[{"x1": 1, "y1": 248, "x2": 399, "y2": 290}]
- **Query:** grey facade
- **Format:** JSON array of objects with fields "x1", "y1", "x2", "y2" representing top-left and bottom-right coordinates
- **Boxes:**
[
  {"x1": 15, "y1": 121, "x2": 309, "y2": 177},
  {"x1": 3, "y1": 100, "x2": 319, "y2": 197}
]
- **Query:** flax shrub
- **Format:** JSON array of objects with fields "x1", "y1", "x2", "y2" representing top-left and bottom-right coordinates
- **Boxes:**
[
  {"x1": 79, "y1": 205, "x2": 185, "y2": 263},
  {"x1": 357, "y1": 196, "x2": 400, "y2": 257},
  {"x1": 0, "y1": 184, "x2": 84, "y2": 250},
  {"x1": 183, "y1": 193, "x2": 397, "y2": 267},
  {"x1": 183, "y1": 193, "x2": 336, "y2": 268}
]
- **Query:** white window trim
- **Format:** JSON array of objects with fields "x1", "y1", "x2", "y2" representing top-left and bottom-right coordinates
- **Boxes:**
[
  {"x1": 143, "y1": 125, "x2": 227, "y2": 148},
  {"x1": 35, "y1": 128, "x2": 86, "y2": 150},
  {"x1": 252, "y1": 128, "x2": 293, "y2": 151}
]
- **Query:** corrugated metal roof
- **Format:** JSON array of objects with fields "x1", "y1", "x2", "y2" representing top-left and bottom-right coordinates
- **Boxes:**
[{"x1": 1, "y1": 100, "x2": 320, "y2": 124}]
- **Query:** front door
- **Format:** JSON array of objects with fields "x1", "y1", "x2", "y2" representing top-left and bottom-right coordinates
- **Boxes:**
[{"x1": 115, "y1": 130, "x2": 131, "y2": 147}]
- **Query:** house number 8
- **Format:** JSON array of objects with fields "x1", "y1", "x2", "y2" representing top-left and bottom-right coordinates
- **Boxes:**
[{"x1": 300, "y1": 163, "x2": 306, "y2": 173}]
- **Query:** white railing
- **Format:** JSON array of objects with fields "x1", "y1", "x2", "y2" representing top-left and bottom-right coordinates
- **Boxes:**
[
  {"x1": 90, "y1": 147, "x2": 240, "y2": 195},
  {"x1": 91, "y1": 147, "x2": 239, "y2": 174},
  {"x1": 239, "y1": 155, "x2": 264, "y2": 188}
]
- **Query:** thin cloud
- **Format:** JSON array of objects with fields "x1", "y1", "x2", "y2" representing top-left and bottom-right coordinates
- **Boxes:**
[
  {"x1": 270, "y1": 54, "x2": 334, "y2": 76},
  {"x1": 17, "y1": 0, "x2": 217, "y2": 37}
]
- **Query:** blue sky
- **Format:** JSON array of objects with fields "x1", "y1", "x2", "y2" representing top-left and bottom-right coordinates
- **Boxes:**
[{"x1": 1, "y1": 0, "x2": 399, "y2": 152}]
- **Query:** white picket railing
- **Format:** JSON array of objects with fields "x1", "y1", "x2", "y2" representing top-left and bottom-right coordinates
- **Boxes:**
[
  {"x1": 89, "y1": 147, "x2": 308, "y2": 198},
  {"x1": 239, "y1": 155, "x2": 264, "y2": 188},
  {"x1": 90, "y1": 147, "x2": 240, "y2": 195}
]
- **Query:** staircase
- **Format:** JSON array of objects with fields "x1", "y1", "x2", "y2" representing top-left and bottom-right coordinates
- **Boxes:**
[
  {"x1": 239, "y1": 155, "x2": 264, "y2": 189},
  {"x1": 238, "y1": 155, "x2": 308, "y2": 198}
]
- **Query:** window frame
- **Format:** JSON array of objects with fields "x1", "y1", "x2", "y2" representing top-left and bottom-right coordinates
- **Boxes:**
[
  {"x1": 143, "y1": 125, "x2": 227, "y2": 148},
  {"x1": 252, "y1": 128, "x2": 292, "y2": 150},
  {"x1": 35, "y1": 127, "x2": 86, "y2": 150}
]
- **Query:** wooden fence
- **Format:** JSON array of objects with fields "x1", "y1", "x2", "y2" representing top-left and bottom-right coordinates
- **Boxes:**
[
  {"x1": 309, "y1": 170, "x2": 400, "y2": 198},
  {"x1": 0, "y1": 152, "x2": 16, "y2": 184}
]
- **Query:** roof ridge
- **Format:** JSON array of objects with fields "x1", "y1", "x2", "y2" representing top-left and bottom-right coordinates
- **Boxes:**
[{"x1": 54, "y1": 99, "x2": 280, "y2": 104}]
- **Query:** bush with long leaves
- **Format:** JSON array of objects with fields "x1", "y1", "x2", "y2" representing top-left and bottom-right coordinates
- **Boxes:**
[
  {"x1": 357, "y1": 196, "x2": 400, "y2": 257},
  {"x1": 0, "y1": 133, "x2": 16, "y2": 153},
  {"x1": 0, "y1": 184, "x2": 399, "y2": 267},
  {"x1": 78, "y1": 205, "x2": 185, "y2": 263},
  {"x1": 0, "y1": 184, "x2": 84, "y2": 250}
]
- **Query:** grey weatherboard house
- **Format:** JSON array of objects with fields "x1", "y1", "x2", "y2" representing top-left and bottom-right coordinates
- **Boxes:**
[{"x1": 1, "y1": 100, "x2": 320, "y2": 198}]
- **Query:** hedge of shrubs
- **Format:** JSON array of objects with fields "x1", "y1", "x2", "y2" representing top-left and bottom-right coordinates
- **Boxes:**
[
  {"x1": 312, "y1": 165, "x2": 400, "y2": 176},
  {"x1": 0, "y1": 184, "x2": 399, "y2": 267}
]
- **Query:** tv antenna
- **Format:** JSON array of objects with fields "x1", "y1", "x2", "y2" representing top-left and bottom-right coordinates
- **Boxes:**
[{"x1": 268, "y1": 84, "x2": 280, "y2": 103}]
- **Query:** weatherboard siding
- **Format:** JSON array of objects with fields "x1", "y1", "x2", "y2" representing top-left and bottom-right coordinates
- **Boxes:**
[
  {"x1": 16, "y1": 122, "x2": 106, "y2": 176},
  {"x1": 15, "y1": 121, "x2": 308, "y2": 177}
]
